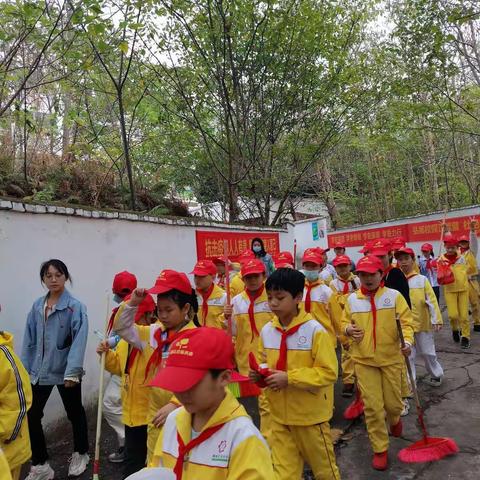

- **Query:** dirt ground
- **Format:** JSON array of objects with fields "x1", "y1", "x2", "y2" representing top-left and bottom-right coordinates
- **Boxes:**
[{"x1": 21, "y1": 309, "x2": 480, "y2": 479}]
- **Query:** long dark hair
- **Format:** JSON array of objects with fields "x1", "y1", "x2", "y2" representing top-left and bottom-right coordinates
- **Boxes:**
[
  {"x1": 40, "y1": 259, "x2": 71, "y2": 284},
  {"x1": 157, "y1": 288, "x2": 200, "y2": 327},
  {"x1": 251, "y1": 237, "x2": 267, "y2": 257}
]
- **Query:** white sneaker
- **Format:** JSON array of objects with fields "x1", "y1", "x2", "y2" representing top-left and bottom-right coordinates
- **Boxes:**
[
  {"x1": 25, "y1": 463, "x2": 55, "y2": 480},
  {"x1": 400, "y1": 398, "x2": 410, "y2": 417},
  {"x1": 68, "y1": 452, "x2": 90, "y2": 477}
]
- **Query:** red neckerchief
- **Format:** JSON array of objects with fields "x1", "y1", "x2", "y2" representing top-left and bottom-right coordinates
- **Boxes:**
[
  {"x1": 339, "y1": 276, "x2": 351, "y2": 295},
  {"x1": 460, "y1": 247, "x2": 468, "y2": 254},
  {"x1": 246, "y1": 285, "x2": 265, "y2": 341},
  {"x1": 304, "y1": 281, "x2": 321, "y2": 313},
  {"x1": 174, "y1": 423, "x2": 225, "y2": 479},
  {"x1": 216, "y1": 274, "x2": 225, "y2": 289},
  {"x1": 106, "y1": 306, "x2": 120, "y2": 335},
  {"x1": 126, "y1": 346, "x2": 140, "y2": 375},
  {"x1": 199, "y1": 284, "x2": 215, "y2": 326},
  {"x1": 144, "y1": 328, "x2": 180, "y2": 382},
  {"x1": 426, "y1": 257, "x2": 433, "y2": 271},
  {"x1": 444, "y1": 253, "x2": 458, "y2": 266},
  {"x1": 275, "y1": 323, "x2": 303, "y2": 370},
  {"x1": 360, "y1": 284, "x2": 384, "y2": 351}
]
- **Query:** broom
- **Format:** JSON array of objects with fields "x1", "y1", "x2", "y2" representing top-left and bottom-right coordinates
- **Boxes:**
[
  {"x1": 93, "y1": 295, "x2": 111, "y2": 480},
  {"x1": 396, "y1": 318, "x2": 458, "y2": 463}
]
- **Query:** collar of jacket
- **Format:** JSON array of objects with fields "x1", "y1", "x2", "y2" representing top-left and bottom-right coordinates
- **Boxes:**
[
  {"x1": 0, "y1": 331, "x2": 13, "y2": 348},
  {"x1": 356, "y1": 285, "x2": 387, "y2": 300},
  {"x1": 176, "y1": 389, "x2": 247, "y2": 444},
  {"x1": 240, "y1": 287, "x2": 268, "y2": 303},
  {"x1": 271, "y1": 307, "x2": 311, "y2": 331},
  {"x1": 37, "y1": 288, "x2": 72, "y2": 314}
]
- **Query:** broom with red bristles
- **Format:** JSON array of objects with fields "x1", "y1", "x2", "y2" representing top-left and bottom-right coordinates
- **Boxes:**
[{"x1": 396, "y1": 318, "x2": 458, "y2": 463}]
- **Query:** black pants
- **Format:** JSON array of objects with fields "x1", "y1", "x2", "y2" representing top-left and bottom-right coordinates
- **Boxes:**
[
  {"x1": 433, "y1": 286, "x2": 440, "y2": 304},
  {"x1": 123, "y1": 425, "x2": 148, "y2": 478},
  {"x1": 28, "y1": 383, "x2": 89, "y2": 465}
]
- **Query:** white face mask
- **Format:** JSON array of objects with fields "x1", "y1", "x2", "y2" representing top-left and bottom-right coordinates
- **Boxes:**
[
  {"x1": 113, "y1": 294, "x2": 123, "y2": 304},
  {"x1": 253, "y1": 245, "x2": 262, "y2": 253},
  {"x1": 303, "y1": 270, "x2": 320, "y2": 282}
]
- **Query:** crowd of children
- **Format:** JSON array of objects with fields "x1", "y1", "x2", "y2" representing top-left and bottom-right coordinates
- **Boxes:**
[{"x1": 1, "y1": 225, "x2": 479, "y2": 479}]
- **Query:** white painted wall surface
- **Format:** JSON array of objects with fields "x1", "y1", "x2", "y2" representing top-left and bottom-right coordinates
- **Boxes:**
[
  {"x1": 0, "y1": 201, "x2": 292, "y2": 427},
  {"x1": 292, "y1": 217, "x2": 329, "y2": 265}
]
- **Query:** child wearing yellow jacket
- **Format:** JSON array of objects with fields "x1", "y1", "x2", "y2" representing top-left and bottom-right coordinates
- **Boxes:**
[
  {"x1": 441, "y1": 233, "x2": 470, "y2": 348},
  {"x1": 458, "y1": 220, "x2": 480, "y2": 332},
  {"x1": 225, "y1": 259, "x2": 274, "y2": 440},
  {"x1": 342, "y1": 255, "x2": 414, "y2": 471},
  {"x1": 301, "y1": 248, "x2": 338, "y2": 346},
  {"x1": 192, "y1": 260, "x2": 227, "y2": 329},
  {"x1": 97, "y1": 293, "x2": 156, "y2": 478},
  {"x1": 111, "y1": 271, "x2": 199, "y2": 466},
  {"x1": 0, "y1": 331, "x2": 32, "y2": 480},
  {"x1": 150, "y1": 327, "x2": 274, "y2": 479},
  {"x1": 329, "y1": 255, "x2": 360, "y2": 398},
  {"x1": 252, "y1": 268, "x2": 340, "y2": 480},
  {"x1": 396, "y1": 247, "x2": 443, "y2": 386}
]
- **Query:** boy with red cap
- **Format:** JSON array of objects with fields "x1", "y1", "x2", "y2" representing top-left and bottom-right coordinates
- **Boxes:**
[
  {"x1": 228, "y1": 250, "x2": 253, "y2": 299},
  {"x1": 440, "y1": 230, "x2": 470, "y2": 348},
  {"x1": 458, "y1": 219, "x2": 480, "y2": 332},
  {"x1": 97, "y1": 293, "x2": 156, "y2": 477},
  {"x1": 395, "y1": 247, "x2": 443, "y2": 386},
  {"x1": 104, "y1": 270, "x2": 138, "y2": 463},
  {"x1": 251, "y1": 268, "x2": 340, "y2": 479},
  {"x1": 418, "y1": 243, "x2": 440, "y2": 303},
  {"x1": 150, "y1": 328, "x2": 274, "y2": 479},
  {"x1": 191, "y1": 260, "x2": 227, "y2": 329},
  {"x1": 111, "y1": 270, "x2": 199, "y2": 467},
  {"x1": 342, "y1": 256, "x2": 414, "y2": 471},
  {"x1": 318, "y1": 248, "x2": 337, "y2": 282},
  {"x1": 225, "y1": 259, "x2": 274, "y2": 438},
  {"x1": 300, "y1": 248, "x2": 338, "y2": 346},
  {"x1": 273, "y1": 251, "x2": 294, "y2": 269},
  {"x1": 329, "y1": 255, "x2": 360, "y2": 397}
]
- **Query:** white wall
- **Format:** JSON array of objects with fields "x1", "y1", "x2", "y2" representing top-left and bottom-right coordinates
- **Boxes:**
[
  {"x1": 0, "y1": 200, "x2": 291, "y2": 426},
  {"x1": 327, "y1": 205, "x2": 480, "y2": 264},
  {"x1": 292, "y1": 217, "x2": 329, "y2": 266}
]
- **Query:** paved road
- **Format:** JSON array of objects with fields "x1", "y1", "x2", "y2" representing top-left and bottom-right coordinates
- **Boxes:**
[{"x1": 21, "y1": 314, "x2": 480, "y2": 479}]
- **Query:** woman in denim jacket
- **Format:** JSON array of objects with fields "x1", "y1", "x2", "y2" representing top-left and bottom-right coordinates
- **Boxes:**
[{"x1": 21, "y1": 259, "x2": 89, "y2": 480}]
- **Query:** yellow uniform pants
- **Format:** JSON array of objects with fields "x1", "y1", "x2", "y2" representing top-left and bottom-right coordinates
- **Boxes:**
[
  {"x1": 259, "y1": 392, "x2": 271, "y2": 443},
  {"x1": 147, "y1": 423, "x2": 162, "y2": 466},
  {"x1": 468, "y1": 280, "x2": 480, "y2": 326},
  {"x1": 270, "y1": 420, "x2": 340, "y2": 480},
  {"x1": 341, "y1": 344, "x2": 355, "y2": 385},
  {"x1": 445, "y1": 290, "x2": 470, "y2": 339},
  {"x1": 355, "y1": 362, "x2": 403, "y2": 453}
]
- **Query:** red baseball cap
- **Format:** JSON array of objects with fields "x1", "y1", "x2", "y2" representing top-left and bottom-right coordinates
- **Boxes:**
[
  {"x1": 421, "y1": 243, "x2": 434, "y2": 252},
  {"x1": 315, "y1": 247, "x2": 330, "y2": 255},
  {"x1": 443, "y1": 234, "x2": 459, "y2": 247},
  {"x1": 191, "y1": 260, "x2": 217, "y2": 276},
  {"x1": 358, "y1": 240, "x2": 373, "y2": 254},
  {"x1": 274, "y1": 251, "x2": 294, "y2": 268},
  {"x1": 148, "y1": 270, "x2": 192, "y2": 295},
  {"x1": 369, "y1": 238, "x2": 392, "y2": 256},
  {"x1": 391, "y1": 237, "x2": 406, "y2": 250},
  {"x1": 333, "y1": 242, "x2": 346, "y2": 249},
  {"x1": 356, "y1": 255, "x2": 384, "y2": 274},
  {"x1": 394, "y1": 247, "x2": 415, "y2": 259},
  {"x1": 241, "y1": 259, "x2": 266, "y2": 277},
  {"x1": 333, "y1": 255, "x2": 352, "y2": 267},
  {"x1": 112, "y1": 271, "x2": 137, "y2": 295},
  {"x1": 150, "y1": 328, "x2": 235, "y2": 393},
  {"x1": 458, "y1": 235, "x2": 470, "y2": 243},
  {"x1": 302, "y1": 248, "x2": 323, "y2": 265},
  {"x1": 125, "y1": 293, "x2": 156, "y2": 322},
  {"x1": 238, "y1": 249, "x2": 255, "y2": 265}
]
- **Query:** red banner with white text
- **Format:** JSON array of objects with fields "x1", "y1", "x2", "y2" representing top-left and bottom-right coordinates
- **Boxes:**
[
  {"x1": 328, "y1": 215, "x2": 479, "y2": 248},
  {"x1": 196, "y1": 230, "x2": 280, "y2": 260}
]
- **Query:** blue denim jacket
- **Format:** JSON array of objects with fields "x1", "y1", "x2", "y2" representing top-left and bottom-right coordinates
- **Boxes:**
[{"x1": 21, "y1": 289, "x2": 89, "y2": 385}]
